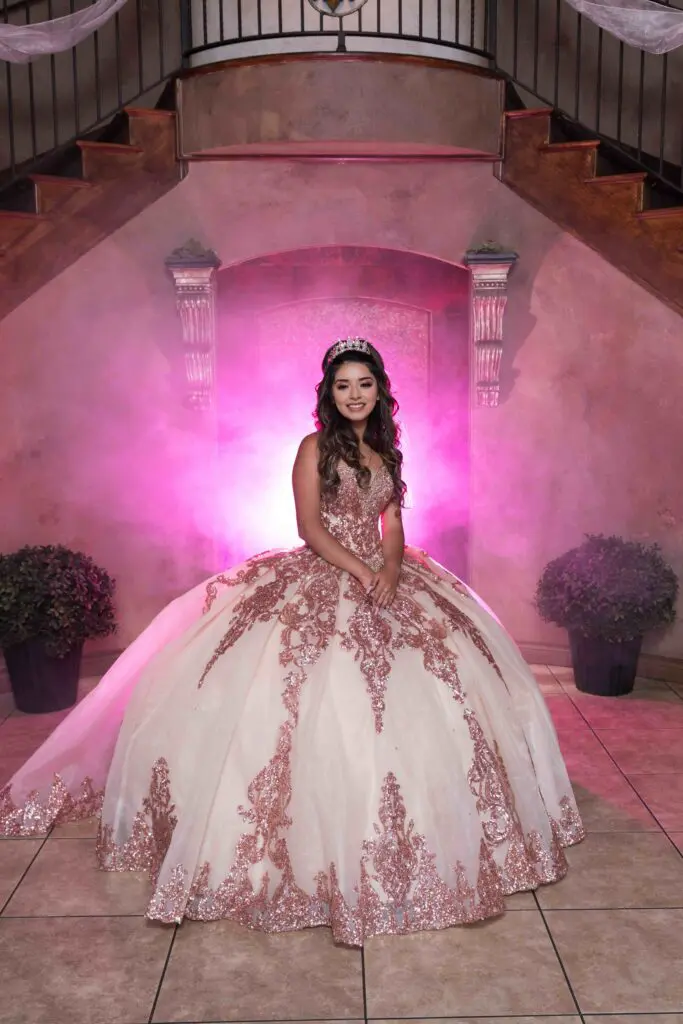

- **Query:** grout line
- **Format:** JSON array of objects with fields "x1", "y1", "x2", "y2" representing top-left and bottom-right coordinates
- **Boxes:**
[
  {"x1": 360, "y1": 944, "x2": 369, "y2": 1024},
  {"x1": 147, "y1": 923, "x2": 179, "y2": 1024},
  {"x1": 534, "y1": 892, "x2": 584, "y2": 1019},
  {"x1": 0, "y1": 835, "x2": 50, "y2": 917},
  {"x1": 545, "y1": 666, "x2": 682, "y2": 827}
]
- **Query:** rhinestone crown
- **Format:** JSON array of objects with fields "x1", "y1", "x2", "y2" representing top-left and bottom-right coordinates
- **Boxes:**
[{"x1": 325, "y1": 337, "x2": 371, "y2": 367}]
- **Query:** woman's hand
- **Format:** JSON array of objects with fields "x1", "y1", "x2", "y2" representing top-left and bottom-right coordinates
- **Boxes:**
[
  {"x1": 356, "y1": 566, "x2": 379, "y2": 597},
  {"x1": 371, "y1": 565, "x2": 400, "y2": 609}
]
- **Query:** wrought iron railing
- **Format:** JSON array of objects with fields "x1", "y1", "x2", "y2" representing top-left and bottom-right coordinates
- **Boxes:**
[
  {"x1": 0, "y1": 0, "x2": 184, "y2": 185},
  {"x1": 184, "y1": 0, "x2": 491, "y2": 63},
  {"x1": 491, "y1": 0, "x2": 683, "y2": 197},
  {"x1": 1, "y1": 0, "x2": 681, "y2": 202}
]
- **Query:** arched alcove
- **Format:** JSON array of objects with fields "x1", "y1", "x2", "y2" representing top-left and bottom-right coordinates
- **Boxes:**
[{"x1": 214, "y1": 245, "x2": 471, "y2": 577}]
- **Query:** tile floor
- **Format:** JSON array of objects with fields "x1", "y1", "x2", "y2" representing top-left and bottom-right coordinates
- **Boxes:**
[{"x1": 1, "y1": 667, "x2": 683, "y2": 1024}]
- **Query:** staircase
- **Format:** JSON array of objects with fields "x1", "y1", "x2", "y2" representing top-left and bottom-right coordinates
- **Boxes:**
[
  {"x1": 500, "y1": 109, "x2": 683, "y2": 318},
  {"x1": 0, "y1": 106, "x2": 182, "y2": 323}
]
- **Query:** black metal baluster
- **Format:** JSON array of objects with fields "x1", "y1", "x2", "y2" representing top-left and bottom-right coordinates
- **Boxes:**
[
  {"x1": 218, "y1": 0, "x2": 225, "y2": 44},
  {"x1": 616, "y1": 42, "x2": 624, "y2": 145},
  {"x1": 115, "y1": 9, "x2": 123, "y2": 107},
  {"x1": 26, "y1": 0, "x2": 37, "y2": 158},
  {"x1": 455, "y1": 0, "x2": 460, "y2": 46},
  {"x1": 158, "y1": 0, "x2": 166, "y2": 79},
  {"x1": 397, "y1": 0, "x2": 402, "y2": 38},
  {"x1": 636, "y1": 49, "x2": 645, "y2": 163},
  {"x1": 418, "y1": 0, "x2": 423, "y2": 40},
  {"x1": 136, "y1": 0, "x2": 144, "y2": 93},
  {"x1": 70, "y1": 0, "x2": 80, "y2": 134},
  {"x1": 532, "y1": 0, "x2": 540, "y2": 93},
  {"x1": 469, "y1": 0, "x2": 475, "y2": 49},
  {"x1": 237, "y1": 0, "x2": 243, "y2": 40},
  {"x1": 595, "y1": 27, "x2": 603, "y2": 134},
  {"x1": 485, "y1": 0, "x2": 497, "y2": 60},
  {"x1": 47, "y1": 0, "x2": 58, "y2": 150},
  {"x1": 94, "y1": 22, "x2": 102, "y2": 124},
  {"x1": 512, "y1": 0, "x2": 519, "y2": 80},
  {"x1": 658, "y1": 53, "x2": 667, "y2": 180},
  {"x1": 257, "y1": 0, "x2": 262, "y2": 38},
  {"x1": 180, "y1": 0, "x2": 193, "y2": 62},
  {"x1": 277, "y1": 0, "x2": 283, "y2": 36},
  {"x1": 202, "y1": 0, "x2": 208, "y2": 49},
  {"x1": 574, "y1": 13, "x2": 582, "y2": 120},
  {"x1": 553, "y1": 0, "x2": 561, "y2": 107},
  {"x1": 3, "y1": 0, "x2": 16, "y2": 178}
]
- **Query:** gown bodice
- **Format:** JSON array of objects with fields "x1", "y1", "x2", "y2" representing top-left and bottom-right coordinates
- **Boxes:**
[{"x1": 319, "y1": 460, "x2": 394, "y2": 570}]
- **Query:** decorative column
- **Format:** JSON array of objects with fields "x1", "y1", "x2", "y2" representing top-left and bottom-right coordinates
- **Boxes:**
[
  {"x1": 464, "y1": 244, "x2": 518, "y2": 408},
  {"x1": 165, "y1": 239, "x2": 222, "y2": 411}
]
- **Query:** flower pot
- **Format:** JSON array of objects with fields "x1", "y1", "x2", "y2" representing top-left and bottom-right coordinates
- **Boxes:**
[
  {"x1": 568, "y1": 631, "x2": 643, "y2": 697},
  {"x1": 3, "y1": 639, "x2": 83, "y2": 714}
]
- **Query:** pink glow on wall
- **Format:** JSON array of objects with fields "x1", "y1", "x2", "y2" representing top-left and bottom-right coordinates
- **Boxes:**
[{"x1": 212, "y1": 294, "x2": 469, "y2": 571}]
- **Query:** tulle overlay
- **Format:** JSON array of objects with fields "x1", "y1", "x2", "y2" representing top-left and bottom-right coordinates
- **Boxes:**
[{"x1": 0, "y1": 464, "x2": 584, "y2": 945}]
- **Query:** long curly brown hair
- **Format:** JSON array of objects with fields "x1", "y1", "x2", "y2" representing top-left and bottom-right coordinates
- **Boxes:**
[{"x1": 315, "y1": 341, "x2": 407, "y2": 507}]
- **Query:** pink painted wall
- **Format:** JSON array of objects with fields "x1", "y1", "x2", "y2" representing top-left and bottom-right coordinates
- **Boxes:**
[{"x1": 1, "y1": 159, "x2": 681, "y2": 659}]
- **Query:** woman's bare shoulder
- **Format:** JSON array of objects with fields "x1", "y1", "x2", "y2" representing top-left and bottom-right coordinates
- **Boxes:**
[{"x1": 297, "y1": 432, "x2": 320, "y2": 457}]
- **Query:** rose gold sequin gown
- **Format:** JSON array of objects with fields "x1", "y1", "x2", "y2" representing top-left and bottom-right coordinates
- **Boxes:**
[{"x1": 1, "y1": 461, "x2": 583, "y2": 944}]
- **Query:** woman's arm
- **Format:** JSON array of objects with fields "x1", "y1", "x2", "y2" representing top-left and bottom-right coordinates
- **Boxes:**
[
  {"x1": 381, "y1": 502, "x2": 405, "y2": 572},
  {"x1": 373, "y1": 503, "x2": 405, "y2": 609},
  {"x1": 292, "y1": 434, "x2": 376, "y2": 589}
]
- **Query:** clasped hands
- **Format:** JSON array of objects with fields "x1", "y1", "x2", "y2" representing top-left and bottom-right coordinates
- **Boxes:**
[{"x1": 357, "y1": 565, "x2": 400, "y2": 609}]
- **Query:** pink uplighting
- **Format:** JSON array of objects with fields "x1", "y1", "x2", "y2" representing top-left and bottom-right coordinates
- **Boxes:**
[{"x1": 212, "y1": 247, "x2": 470, "y2": 573}]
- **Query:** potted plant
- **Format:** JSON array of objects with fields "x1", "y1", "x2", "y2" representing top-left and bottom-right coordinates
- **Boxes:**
[
  {"x1": 535, "y1": 534, "x2": 678, "y2": 697},
  {"x1": 0, "y1": 545, "x2": 116, "y2": 714}
]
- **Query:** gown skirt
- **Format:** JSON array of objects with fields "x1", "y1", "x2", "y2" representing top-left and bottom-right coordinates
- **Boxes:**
[{"x1": 0, "y1": 463, "x2": 584, "y2": 946}]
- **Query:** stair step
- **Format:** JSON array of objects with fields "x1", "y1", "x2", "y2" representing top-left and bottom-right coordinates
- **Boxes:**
[
  {"x1": 125, "y1": 106, "x2": 176, "y2": 119},
  {"x1": 77, "y1": 139, "x2": 144, "y2": 181},
  {"x1": 637, "y1": 206, "x2": 683, "y2": 220},
  {"x1": 541, "y1": 140, "x2": 601, "y2": 153},
  {"x1": 589, "y1": 172, "x2": 647, "y2": 185},
  {"x1": 123, "y1": 107, "x2": 177, "y2": 157},
  {"x1": 505, "y1": 107, "x2": 553, "y2": 120},
  {"x1": 30, "y1": 174, "x2": 92, "y2": 215},
  {"x1": 0, "y1": 210, "x2": 45, "y2": 252}
]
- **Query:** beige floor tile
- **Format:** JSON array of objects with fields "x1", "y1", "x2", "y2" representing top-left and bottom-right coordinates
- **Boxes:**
[
  {"x1": 557, "y1": 728, "x2": 616, "y2": 778},
  {"x1": 627, "y1": 775, "x2": 683, "y2": 829},
  {"x1": 152, "y1": 921, "x2": 363, "y2": 1023},
  {"x1": 598, "y1": 730, "x2": 683, "y2": 774},
  {"x1": 505, "y1": 890, "x2": 537, "y2": 909},
  {"x1": 571, "y1": 691, "x2": 683, "y2": 732},
  {"x1": 546, "y1": 908, "x2": 683, "y2": 1012},
  {"x1": 0, "y1": 916, "x2": 173, "y2": 1024},
  {"x1": 545, "y1": 695, "x2": 588, "y2": 723},
  {"x1": 3, "y1": 838, "x2": 152, "y2": 917},
  {"x1": 364, "y1": 911, "x2": 576, "y2": 1018},
  {"x1": 537, "y1": 832, "x2": 683, "y2": 909},
  {"x1": 0, "y1": 839, "x2": 43, "y2": 906},
  {"x1": 374, "y1": 1019, "x2": 580, "y2": 1024},
  {"x1": 0, "y1": 692, "x2": 14, "y2": 722},
  {"x1": 0, "y1": 717, "x2": 56, "y2": 759},
  {"x1": 571, "y1": 771, "x2": 660, "y2": 832},
  {"x1": 584, "y1": 1017, "x2": 683, "y2": 1024},
  {"x1": 51, "y1": 815, "x2": 100, "y2": 839},
  {"x1": 668, "y1": 833, "x2": 683, "y2": 853},
  {"x1": 531, "y1": 666, "x2": 565, "y2": 695}
]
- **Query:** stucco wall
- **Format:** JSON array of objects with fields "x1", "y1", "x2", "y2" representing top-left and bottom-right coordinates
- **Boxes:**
[{"x1": 1, "y1": 158, "x2": 681, "y2": 660}]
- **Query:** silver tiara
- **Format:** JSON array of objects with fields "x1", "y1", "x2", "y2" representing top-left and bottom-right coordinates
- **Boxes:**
[{"x1": 325, "y1": 337, "x2": 371, "y2": 366}]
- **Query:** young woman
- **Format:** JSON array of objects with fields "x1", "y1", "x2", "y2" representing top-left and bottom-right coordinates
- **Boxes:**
[{"x1": 0, "y1": 339, "x2": 583, "y2": 946}]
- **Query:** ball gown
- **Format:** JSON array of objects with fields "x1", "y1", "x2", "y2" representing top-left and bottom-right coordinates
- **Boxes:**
[{"x1": 0, "y1": 461, "x2": 584, "y2": 945}]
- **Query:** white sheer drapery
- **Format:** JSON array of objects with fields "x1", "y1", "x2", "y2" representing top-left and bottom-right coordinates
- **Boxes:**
[
  {"x1": 0, "y1": 0, "x2": 682, "y2": 63},
  {"x1": 0, "y1": 0, "x2": 128, "y2": 64},
  {"x1": 564, "y1": 0, "x2": 683, "y2": 54}
]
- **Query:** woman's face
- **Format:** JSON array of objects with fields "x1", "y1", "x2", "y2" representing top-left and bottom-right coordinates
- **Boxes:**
[{"x1": 332, "y1": 360, "x2": 379, "y2": 424}]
